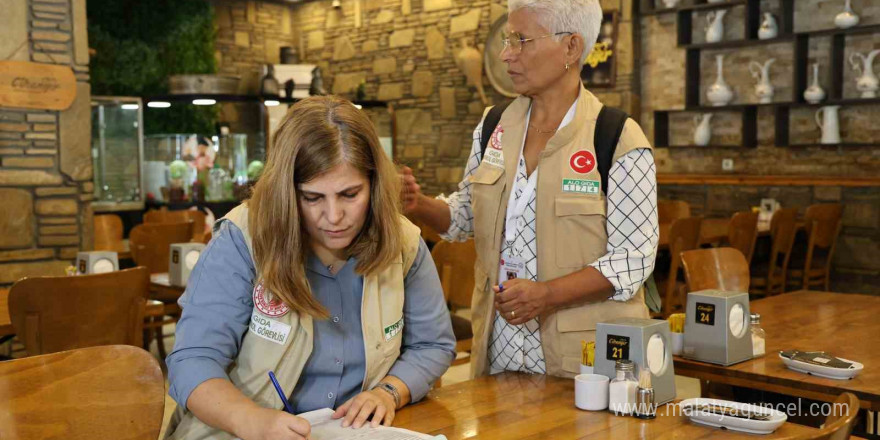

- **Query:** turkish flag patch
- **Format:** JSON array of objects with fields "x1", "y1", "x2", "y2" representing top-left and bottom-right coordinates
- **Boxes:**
[{"x1": 569, "y1": 150, "x2": 596, "y2": 174}]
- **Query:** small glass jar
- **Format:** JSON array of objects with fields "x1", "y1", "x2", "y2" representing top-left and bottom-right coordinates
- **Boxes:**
[
  {"x1": 751, "y1": 313, "x2": 766, "y2": 357},
  {"x1": 609, "y1": 359, "x2": 638, "y2": 416}
]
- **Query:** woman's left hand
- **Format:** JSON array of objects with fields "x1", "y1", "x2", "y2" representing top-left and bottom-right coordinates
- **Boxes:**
[
  {"x1": 331, "y1": 389, "x2": 396, "y2": 428},
  {"x1": 494, "y1": 278, "x2": 553, "y2": 325}
]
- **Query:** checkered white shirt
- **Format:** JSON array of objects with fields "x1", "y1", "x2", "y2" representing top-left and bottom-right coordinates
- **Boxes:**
[{"x1": 439, "y1": 107, "x2": 658, "y2": 374}]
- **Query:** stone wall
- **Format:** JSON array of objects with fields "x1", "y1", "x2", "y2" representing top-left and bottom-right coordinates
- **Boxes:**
[
  {"x1": 0, "y1": 0, "x2": 93, "y2": 286},
  {"x1": 256, "y1": 0, "x2": 636, "y2": 196}
]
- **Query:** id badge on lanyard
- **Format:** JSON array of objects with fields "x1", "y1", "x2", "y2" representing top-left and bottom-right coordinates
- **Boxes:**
[{"x1": 500, "y1": 165, "x2": 537, "y2": 283}]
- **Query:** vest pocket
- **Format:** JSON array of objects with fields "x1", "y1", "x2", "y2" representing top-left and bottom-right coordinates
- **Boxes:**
[
  {"x1": 556, "y1": 308, "x2": 598, "y2": 375},
  {"x1": 554, "y1": 195, "x2": 607, "y2": 268},
  {"x1": 470, "y1": 164, "x2": 505, "y2": 273}
]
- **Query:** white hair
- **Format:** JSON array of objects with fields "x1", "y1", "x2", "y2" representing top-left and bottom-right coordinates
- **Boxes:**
[{"x1": 507, "y1": 0, "x2": 603, "y2": 66}]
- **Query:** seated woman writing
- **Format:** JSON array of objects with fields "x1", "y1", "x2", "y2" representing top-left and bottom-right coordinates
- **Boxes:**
[{"x1": 165, "y1": 96, "x2": 456, "y2": 440}]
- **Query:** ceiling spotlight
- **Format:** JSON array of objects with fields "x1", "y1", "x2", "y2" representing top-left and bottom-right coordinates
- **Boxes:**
[
  {"x1": 331, "y1": 0, "x2": 341, "y2": 9},
  {"x1": 192, "y1": 99, "x2": 217, "y2": 106},
  {"x1": 121, "y1": 103, "x2": 140, "y2": 110},
  {"x1": 147, "y1": 101, "x2": 171, "y2": 108},
  {"x1": 264, "y1": 100, "x2": 280, "y2": 107}
]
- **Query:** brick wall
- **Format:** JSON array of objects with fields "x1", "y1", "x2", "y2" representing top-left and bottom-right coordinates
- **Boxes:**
[{"x1": 0, "y1": 0, "x2": 93, "y2": 286}]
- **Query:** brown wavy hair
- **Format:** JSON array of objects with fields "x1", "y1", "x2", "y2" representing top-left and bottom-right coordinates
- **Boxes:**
[{"x1": 248, "y1": 96, "x2": 403, "y2": 318}]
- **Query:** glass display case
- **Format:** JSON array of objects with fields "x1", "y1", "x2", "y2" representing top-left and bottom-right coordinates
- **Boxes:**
[{"x1": 90, "y1": 96, "x2": 145, "y2": 212}]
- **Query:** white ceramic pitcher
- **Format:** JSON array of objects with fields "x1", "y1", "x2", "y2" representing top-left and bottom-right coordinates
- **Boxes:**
[{"x1": 815, "y1": 105, "x2": 841, "y2": 145}]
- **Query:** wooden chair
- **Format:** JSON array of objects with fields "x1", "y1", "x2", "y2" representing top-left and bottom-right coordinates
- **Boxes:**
[
  {"x1": 654, "y1": 216, "x2": 702, "y2": 318},
  {"x1": 0, "y1": 345, "x2": 165, "y2": 440},
  {"x1": 800, "y1": 392, "x2": 860, "y2": 440},
  {"x1": 94, "y1": 214, "x2": 125, "y2": 253},
  {"x1": 431, "y1": 240, "x2": 476, "y2": 366},
  {"x1": 750, "y1": 208, "x2": 798, "y2": 297},
  {"x1": 144, "y1": 207, "x2": 207, "y2": 242},
  {"x1": 129, "y1": 221, "x2": 194, "y2": 274},
  {"x1": 658, "y1": 200, "x2": 691, "y2": 224},
  {"x1": 8, "y1": 267, "x2": 149, "y2": 356},
  {"x1": 727, "y1": 211, "x2": 759, "y2": 264},
  {"x1": 787, "y1": 203, "x2": 844, "y2": 292},
  {"x1": 681, "y1": 247, "x2": 750, "y2": 293}
]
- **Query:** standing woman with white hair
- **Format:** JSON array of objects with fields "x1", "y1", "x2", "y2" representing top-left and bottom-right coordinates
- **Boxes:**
[{"x1": 401, "y1": 0, "x2": 659, "y2": 378}]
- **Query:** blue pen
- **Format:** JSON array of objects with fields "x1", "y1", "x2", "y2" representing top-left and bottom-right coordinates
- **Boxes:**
[{"x1": 268, "y1": 371, "x2": 295, "y2": 414}]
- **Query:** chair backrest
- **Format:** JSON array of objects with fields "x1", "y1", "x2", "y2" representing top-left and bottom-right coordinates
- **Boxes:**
[
  {"x1": 663, "y1": 216, "x2": 702, "y2": 315},
  {"x1": 94, "y1": 214, "x2": 124, "y2": 252},
  {"x1": 768, "y1": 208, "x2": 799, "y2": 276},
  {"x1": 728, "y1": 211, "x2": 759, "y2": 264},
  {"x1": 8, "y1": 267, "x2": 150, "y2": 356},
  {"x1": 430, "y1": 240, "x2": 476, "y2": 310},
  {"x1": 0, "y1": 345, "x2": 165, "y2": 440},
  {"x1": 804, "y1": 204, "x2": 844, "y2": 249},
  {"x1": 658, "y1": 200, "x2": 691, "y2": 224},
  {"x1": 144, "y1": 208, "x2": 207, "y2": 242},
  {"x1": 802, "y1": 392, "x2": 860, "y2": 440},
  {"x1": 129, "y1": 221, "x2": 194, "y2": 274},
  {"x1": 681, "y1": 247, "x2": 750, "y2": 293}
]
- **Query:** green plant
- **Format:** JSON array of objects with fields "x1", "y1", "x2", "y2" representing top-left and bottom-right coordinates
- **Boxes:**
[{"x1": 88, "y1": 0, "x2": 219, "y2": 134}]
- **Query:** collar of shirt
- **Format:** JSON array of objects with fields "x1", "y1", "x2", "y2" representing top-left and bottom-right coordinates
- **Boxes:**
[{"x1": 305, "y1": 253, "x2": 356, "y2": 278}]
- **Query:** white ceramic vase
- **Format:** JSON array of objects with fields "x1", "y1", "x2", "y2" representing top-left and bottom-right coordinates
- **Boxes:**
[
  {"x1": 815, "y1": 105, "x2": 841, "y2": 145},
  {"x1": 758, "y1": 13, "x2": 778, "y2": 40},
  {"x1": 693, "y1": 113, "x2": 713, "y2": 146},
  {"x1": 804, "y1": 63, "x2": 826, "y2": 104},
  {"x1": 834, "y1": 0, "x2": 860, "y2": 29},
  {"x1": 705, "y1": 10, "x2": 727, "y2": 44},
  {"x1": 707, "y1": 54, "x2": 734, "y2": 106},
  {"x1": 749, "y1": 58, "x2": 776, "y2": 104},
  {"x1": 849, "y1": 49, "x2": 880, "y2": 99}
]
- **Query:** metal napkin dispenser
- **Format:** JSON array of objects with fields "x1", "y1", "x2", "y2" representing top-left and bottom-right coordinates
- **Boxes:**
[
  {"x1": 596, "y1": 318, "x2": 676, "y2": 405},
  {"x1": 76, "y1": 251, "x2": 119, "y2": 275},
  {"x1": 683, "y1": 289, "x2": 753, "y2": 366}
]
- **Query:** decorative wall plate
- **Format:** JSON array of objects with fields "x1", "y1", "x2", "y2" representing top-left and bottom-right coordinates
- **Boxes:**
[{"x1": 484, "y1": 15, "x2": 518, "y2": 98}]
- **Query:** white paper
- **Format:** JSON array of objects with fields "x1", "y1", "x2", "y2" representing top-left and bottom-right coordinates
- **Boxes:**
[
  {"x1": 298, "y1": 408, "x2": 438, "y2": 440},
  {"x1": 729, "y1": 304, "x2": 745, "y2": 337}
]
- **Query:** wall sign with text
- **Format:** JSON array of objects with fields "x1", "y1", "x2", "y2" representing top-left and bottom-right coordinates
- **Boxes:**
[{"x1": 0, "y1": 61, "x2": 76, "y2": 111}]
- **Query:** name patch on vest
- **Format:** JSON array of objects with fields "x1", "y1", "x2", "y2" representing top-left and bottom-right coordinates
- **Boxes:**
[
  {"x1": 562, "y1": 179, "x2": 600, "y2": 195},
  {"x1": 482, "y1": 125, "x2": 504, "y2": 168},
  {"x1": 249, "y1": 312, "x2": 292, "y2": 345},
  {"x1": 253, "y1": 281, "x2": 290, "y2": 317},
  {"x1": 383, "y1": 317, "x2": 404, "y2": 341}
]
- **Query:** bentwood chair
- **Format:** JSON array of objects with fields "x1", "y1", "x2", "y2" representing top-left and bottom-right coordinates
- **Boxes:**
[
  {"x1": 726, "y1": 211, "x2": 759, "y2": 264},
  {"x1": 654, "y1": 216, "x2": 702, "y2": 318},
  {"x1": 787, "y1": 203, "x2": 843, "y2": 292},
  {"x1": 681, "y1": 247, "x2": 750, "y2": 293},
  {"x1": 431, "y1": 240, "x2": 477, "y2": 367},
  {"x1": 144, "y1": 207, "x2": 207, "y2": 243},
  {"x1": 8, "y1": 267, "x2": 149, "y2": 356},
  {"x1": 0, "y1": 345, "x2": 165, "y2": 440},
  {"x1": 750, "y1": 208, "x2": 798, "y2": 297}
]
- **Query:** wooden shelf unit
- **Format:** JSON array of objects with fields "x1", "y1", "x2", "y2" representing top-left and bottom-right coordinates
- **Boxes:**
[{"x1": 644, "y1": 0, "x2": 880, "y2": 148}]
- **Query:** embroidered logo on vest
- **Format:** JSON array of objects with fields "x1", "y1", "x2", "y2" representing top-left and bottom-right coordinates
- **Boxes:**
[
  {"x1": 482, "y1": 125, "x2": 505, "y2": 168},
  {"x1": 253, "y1": 281, "x2": 290, "y2": 317},
  {"x1": 569, "y1": 150, "x2": 596, "y2": 174}
]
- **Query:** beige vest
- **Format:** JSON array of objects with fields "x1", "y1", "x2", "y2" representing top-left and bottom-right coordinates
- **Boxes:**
[
  {"x1": 165, "y1": 204, "x2": 422, "y2": 440},
  {"x1": 469, "y1": 87, "x2": 652, "y2": 378}
]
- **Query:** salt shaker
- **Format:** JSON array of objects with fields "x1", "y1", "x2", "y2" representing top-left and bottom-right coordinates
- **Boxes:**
[
  {"x1": 609, "y1": 359, "x2": 638, "y2": 416},
  {"x1": 751, "y1": 313, "x2": 766, "y2": 357}
]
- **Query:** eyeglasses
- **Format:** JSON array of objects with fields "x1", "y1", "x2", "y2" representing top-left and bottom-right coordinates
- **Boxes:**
[{"x1": 501, "y1": 31, "x2": 573, "y2": 54}]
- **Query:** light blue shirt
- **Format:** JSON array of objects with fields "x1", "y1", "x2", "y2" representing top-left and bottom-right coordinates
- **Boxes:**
[{"x1": 167, "y1": 220, "x2": 456, "y2": 412}]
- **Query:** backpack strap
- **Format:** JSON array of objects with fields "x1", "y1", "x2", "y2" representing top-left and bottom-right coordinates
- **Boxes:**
[
  {"x1": 594, "y1": 105, "x2": 629, "y2": 195},
  {"x1": 479, "y1": 101, "x2": 511, "y2": 159}
]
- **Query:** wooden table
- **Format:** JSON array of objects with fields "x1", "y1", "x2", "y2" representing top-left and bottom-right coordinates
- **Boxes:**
[
  {"x1": 149, "y1": 272, "x2": 186, "y2": 303},
  {"x1": 658, "y1": 218, "x2": 780, "y2": 250},
  {"x1": 674, "y1": 290, "x2": 880, "y2": 411},
  {"x1": 395, "y1": 372, "x2": 817, "y2": 439}
]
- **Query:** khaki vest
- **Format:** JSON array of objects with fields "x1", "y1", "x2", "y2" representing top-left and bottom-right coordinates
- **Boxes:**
[
  {"x1": 165, "y1": 204, "x2": 422, "y2": 440},
  {"x1": 469, "y1": 87, "x2": 652, "y2": 378}
]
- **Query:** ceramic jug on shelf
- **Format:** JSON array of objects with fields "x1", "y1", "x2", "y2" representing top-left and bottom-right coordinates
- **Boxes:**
[
  {"x1": 804, "y1": 63, "x2": 826, "y2": 104},
  {"x1": 749, "y1": 58, "x2": 776, "y2": 103},
  {"x1": 693, "y1": 113, "x2": 713, "y2": 146},
  {"x1": 705, "y1": 10, "x2": 727, "y2": 44},
  {"x1": 707, "y1": 54, "x2": 734, "y2": 106},
  {"x1": 834, "y1": 0, "x2": 860, "y2": 29},
  {"x1": 849, "y1": 49, "x2": 880, "y2": 98},
  {"x1": 758, "y1": 13, "x2": 778, "y2": 40},
  {"x1": 815, "y1": 105, "x2": 841, "y2": 145}
]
